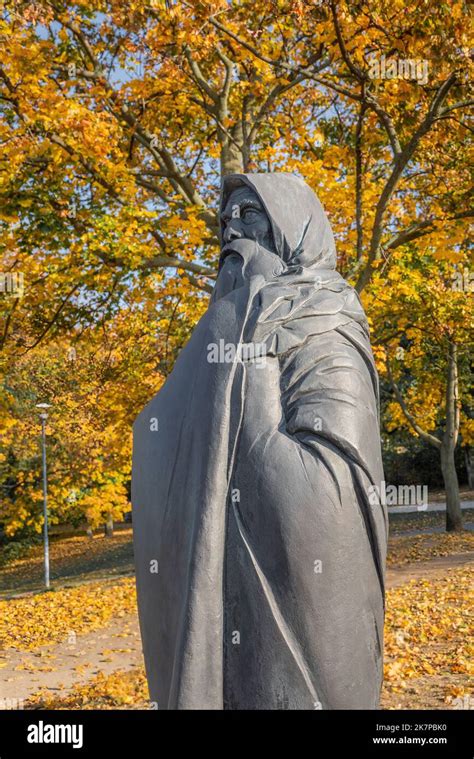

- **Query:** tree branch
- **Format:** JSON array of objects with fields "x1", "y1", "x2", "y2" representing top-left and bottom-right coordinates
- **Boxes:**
[
  {"x1": 385, "y1": 351, "x2": 442, "y2": 449},
  {"x1": 356, "y1": 73, "x2": 459, "y2": 291}
]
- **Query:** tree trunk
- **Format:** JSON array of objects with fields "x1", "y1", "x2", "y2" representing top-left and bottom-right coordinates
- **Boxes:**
[
  {"x1": 440, "y1": 444, "x2": 463, "y2": 531},
  {"x1": 220, "y1": 120, "x2": 245, "y2": 176},
  {"x1": 104, "y1": 514, "x2": 114, "y2": 537},
  {"x1": 387, "y1": 339, "x2": 462, "y2": 533},
  {"x1": 441, "y1": 341, "x2": 462, "y2": 531},
  {"x1": 464, "y1": 447, "x2": 474, "y2": 489}
]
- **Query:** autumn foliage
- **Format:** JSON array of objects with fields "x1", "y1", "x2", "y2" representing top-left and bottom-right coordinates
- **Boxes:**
[{"x1": 0, "y1": 0, "x2": 472, "y2": 534}]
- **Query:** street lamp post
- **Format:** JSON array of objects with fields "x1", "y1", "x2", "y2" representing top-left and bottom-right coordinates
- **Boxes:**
[{"x1": 36, "y1": 403, "x2": 52, "y2": 590}]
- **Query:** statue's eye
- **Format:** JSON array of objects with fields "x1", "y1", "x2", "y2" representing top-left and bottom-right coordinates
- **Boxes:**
[{"x1": 241, "y1": 208, "x2": 260, "y2": 223}]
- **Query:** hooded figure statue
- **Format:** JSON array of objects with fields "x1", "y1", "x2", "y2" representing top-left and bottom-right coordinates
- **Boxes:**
[{"x1": 132, "y1": 173, "x2": 388, "y2": 710}]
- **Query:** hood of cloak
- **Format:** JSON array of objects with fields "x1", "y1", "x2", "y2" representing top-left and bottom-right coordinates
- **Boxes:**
[
  {"x1": 216, "y1": 173, "x2": 372, "y2": 366},
  {"x1": 219, "y1": 172, "x2": 337, "y2": 269}
]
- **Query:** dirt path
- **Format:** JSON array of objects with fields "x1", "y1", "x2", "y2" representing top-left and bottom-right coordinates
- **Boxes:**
[
  {"x1": 386, "y1": 551, "x2": 474, "y2": 588},
  {"x1": 0, "y1": 613, "x2": 142, "y2": 705}
]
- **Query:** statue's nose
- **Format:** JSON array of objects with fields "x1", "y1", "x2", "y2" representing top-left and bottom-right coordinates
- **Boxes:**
[{"x1": 223, "y1": 224, "x2": 242, "y2": 243}]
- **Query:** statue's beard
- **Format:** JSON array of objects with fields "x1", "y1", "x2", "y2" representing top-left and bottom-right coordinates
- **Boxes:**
[{"x1": 212, "y1": 239, "x2": 284, "y2": 301}]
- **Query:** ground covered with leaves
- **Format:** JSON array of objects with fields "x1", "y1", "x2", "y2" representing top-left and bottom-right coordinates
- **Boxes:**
[
  {"x1": 1, "y1": 517, "x2": 472, "y2": 710},
  {"x1": 381, "y1": 565, "x2": 473, "y2": 709},
  {"x1": 25, "y1": 669, "x2": 149, "y2": 710},
  {"x1": 21, "y1": 564, "x2": 473, "y2": 710},
  {"x1": 0, "y1": 578, "x2": 136, "y2": 650},
  {"x1": 387, "y1": 530, "x2": 474, "y2": 566}
]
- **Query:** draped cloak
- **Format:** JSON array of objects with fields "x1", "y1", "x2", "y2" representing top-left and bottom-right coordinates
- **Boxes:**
[{"x1": 132, "y1": 173, "x2": 388, "y2": 710}]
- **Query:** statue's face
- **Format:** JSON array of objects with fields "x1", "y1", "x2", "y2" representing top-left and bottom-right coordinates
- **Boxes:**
[
  {"x1": 213, "y1": 184, "x2": 283, "y2": 299},
  {"x1": 221, "y1": 186, "x2": 275, "y2": 252}
]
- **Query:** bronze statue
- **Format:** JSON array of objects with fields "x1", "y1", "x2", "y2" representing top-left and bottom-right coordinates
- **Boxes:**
[{"x1": 132, "y1": 173, "x2": 388, "y2": 709}]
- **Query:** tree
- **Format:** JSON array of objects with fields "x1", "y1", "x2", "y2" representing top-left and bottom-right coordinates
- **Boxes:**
[
  {"x1": 0, "y1": 0, "x2": 471, "y2": 349},
  {"x1": 1, "y1": 0, "x2": 472, "y2": 531},
  {"x1": 1, "y1": 286, "x2": 204, "y2": 534},
  {"x1": 368, "y1": 252, "x2": 472, "y2": 531}
]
